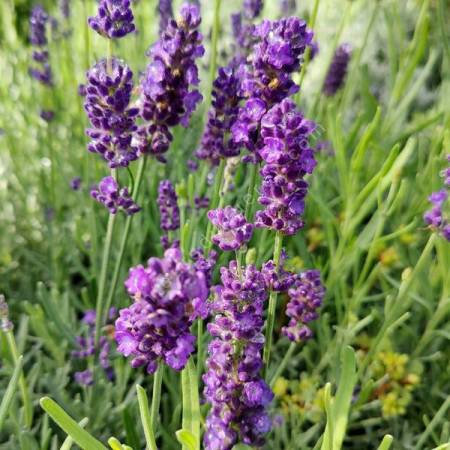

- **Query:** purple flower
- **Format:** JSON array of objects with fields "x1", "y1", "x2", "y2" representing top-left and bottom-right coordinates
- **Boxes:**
[
  {"x1": 195, "y1": 62, "x2": 242, "y2": 165},
  {"x1": 243, "y1": 0, "x2": 263, "y2": 20},
  {"x1": 29, "y1": 6, "x2": 53, "y2": 87},
  {"x1": 282, "y1": 270, "x2": 325, "y2": 342},
  {"x1": 157, "y1": 180, "x2": 180, "y2": 232},
  {"x1": 91, "y1": 176, "x2": 140, "y2": 215},
  {"x1": 60, "y1": 0, "x2": 70, "y2": 19},
  {"x1": 84, "y1": 58, "x2": 139, "y2": 168},
  {"x1": 262, "y1": 251, "x2": 296, "y2": 292},
  {"x1": 442, "y1": 155, "x2": 450, "y2": 186},
  {"x1": 203, "y1": 261, "x2": 273, "y2": 450},
  {"x1": 115, "y1": 248, "x2": 208, "y2": 373},
  {"x1": 72, "y1": 309, "x2": 116, "y2": 385},
  {"x1": 190, "y1": 247, "x2": 218, "y2": 289},
  {"x1": 158, "y1": 0, "x2": 173, "y2": 34},
  {"x1": 255, "y1": 99, "x2": 317, "y2": 235},
  {"x1": 70, "y1": 177, "x2": 82, "y2": 191},
  {"x1": 323, "y1": 43, "x2": 352, "y2": 96},
  {"x1": 232, "y1": 17, "x2": 312, "y2": 157},
  {"x1": 279, "y1": 0, "x2": 296, "y2": 15},
  {"x1": 40, "y1": 110, "x2": 55, "y2": 122},
  {"x1": 136, "y1": 3, "x2": 204, "y2": 161},
  {"x1": 208, "y1": 207, "x2": 254, "y2": 251},
  {"x1": 88, "y1": 0, "x2": 135, "y2": 39}
]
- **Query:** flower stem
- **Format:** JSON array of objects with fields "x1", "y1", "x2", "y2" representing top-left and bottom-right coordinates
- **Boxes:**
[
  {"x1": 150, "y1": 365, "x2": 164, "y2": 431},
  {"x1": 269, "y1": 342, "x2": 296, "y2": 388},
  {"x1": 244, "y1": 163, "x2": 258, "y2": 221},
  {"x1": 4, "y1": 330, "x2": 33, "y2": 429},
  {"x1": 94, "y1": 211, "x2": 117, "y2": 346},
  {"x1": 101, "y1": 156, "x2": 148, "y2": 325},
  {"x1": 263, "y1": 232, "x2": 283, "y2": 376}
]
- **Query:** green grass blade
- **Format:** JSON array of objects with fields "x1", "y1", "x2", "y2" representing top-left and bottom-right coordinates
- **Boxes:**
[
  {"x1": 60, "y1": 418, "x2": 89, "y2": 450},
  {"x1": 377, "y1": 435, "x2": 394, "y2": 450},
  {"x1": 0, "y1": 355, "x2": 23, "y2": 431},
  {"x1": 181, "y1": 358, "x2": 200, "y2": 450},
  {"x1": 40, "y1": 397, "x2": 107, "y2": 450},
  {"x1": 136, "y1": 385, "x2": 158, "y2": 450}
]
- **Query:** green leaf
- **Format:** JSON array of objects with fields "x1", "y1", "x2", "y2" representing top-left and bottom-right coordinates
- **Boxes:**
[
  {"x1": 39, "y1": 397, "x2": 107, "y2": 450},
  {"x1": 136, "y1": 385, "x2": 158, "y2": 450},
  {"x1": 377, "y1": 435, "x2": 394, "y2": 450},
  {"x1": 60, "y1": 418, "x2": 89, "y2": 450},
  {"x1": 108, "y1": 437, "x2": 124, "y2": 450},
  {"x1": 181, "y1": 358, "x2": 200, "y2": 450},
  {"x1": 0, "y1": 355, "x2": 23, "y2": 431},
  {"x1": 176, "y1": 429, "x2": 196, "y2": 450}
]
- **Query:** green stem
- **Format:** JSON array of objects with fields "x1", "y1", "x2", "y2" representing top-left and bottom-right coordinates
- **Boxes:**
[
  {"x1": 94, "y1": 212, "x2": 117, "y2": 346},
  {"x1": 5, "y1": 331, "x2": 32, "y2": 429},
  {"x1": 244, "y1": 163, "x2": 258, "y2": 221},
  {"x1": 101, "y1": 157, "x2": 148, "y2": 325},
  {"x1": 150, "y1": 365, "x2": 164, "y2": 431},
  {"x1": 263, "y1": 232, "x2": 283, "y2": 377},
  {"x1": 269, "y1": 342, "x2": 296, "y2": 388}
]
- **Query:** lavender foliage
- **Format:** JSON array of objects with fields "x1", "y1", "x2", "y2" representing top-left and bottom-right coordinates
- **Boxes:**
[{"x1": 115, "y1": 248, "x2": 208, "y2": 373}]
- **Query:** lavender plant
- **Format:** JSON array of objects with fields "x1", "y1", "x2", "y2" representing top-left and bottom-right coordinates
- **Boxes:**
[{"x1": 1, "y1": 1, "x2": 449, "y2": 449}]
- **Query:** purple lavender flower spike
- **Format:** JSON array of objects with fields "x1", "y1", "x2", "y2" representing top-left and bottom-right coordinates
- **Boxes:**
[
  {"x1": 40, "y1": 110, "x2": 55, "y2": 122},
  {"x1": 73, "y1": 309, "x2": 116, "y2": 385},
  {"x1": 70, "y1": 177, "x2": 82, "y2": 191},
  {"x1": 282, "y1": 270, "x2": 325, "y2": 342},
  {"x1": 136, "y1": 3, "x2": 204, "y2": 161},
  {"x1": 157, "y1": 180, "x2": 180, "y2": 232},
  {"x1": 88, "y1": 0, "x2": 135, "y2": 39},
  {"x1": 91, "y1": 176, "x2": 140, "y2": 215},
  {"x1": 158, "y1": 0, "x2": 173, "y2": 34},
  {"x1": 208, "y1": 207, "x2": 254, "y2": 251},
  {"x1": 84, "y1": 58, "x2": 139, "y2": 168},
  {"x1": 255, "y1": 98, "x2": 317, "y2": 235},
  {"x1": 195, "y1": 62, "x2": 242, "y2": 165},
  {"x1": 323, "y1": 43, "x2": 352, "y2": 96},
  {"x1": 243, "y1": 0, "x2": 263, "y2": 20},
  {"x1": 262, "y1": 251, "x2": 296, "y2": 292},
  {"x1": 203, "y1": 261, "x2": 273, "y2": 449},
  {"x1": 232, "y1": 17, "x2": 313, "y2": 157},
  {"x1": 190, "y1": 248, "x2": 218, "y2": 289},
  {"x1": 29, "y1": 6, "x2": 54, "y2": 87},
  {"x1": 280, "y1": 0, "x2": 296, "y2": 15},
  {"x1": 115, "y1": 248, "x2": 208, "y2": 373},
  {"x1": 442, "y1": 155, "x2": 450, "y2": 186},
  {"x1": 60, "y1": 0, "x2": 70, "y2": 19}
]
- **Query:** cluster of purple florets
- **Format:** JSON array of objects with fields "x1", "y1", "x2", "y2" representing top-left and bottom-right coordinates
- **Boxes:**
[
  {"x1": 282, "y1": 270, "x2": 325, "y2": 342},
  {"x1": 157, "y1": 180, "x2": 180, "y2": 232},
  {"x1": 323, "y1": 43, "x2": 352, "y2": 96},
  {"x1": 91, "y1": 176, "x2": 140, "y2": 215},
  {"x1": 203, "y1": 262, "x2": 273, "y2": 450},
  {"x1": 158, "y1": 0, "x2": 173, "y2": 34},
  {"x1": 72, "y1": 308, "x2": 116, "y2": 386},
  {"x1": 29, "y1": 5, "x2": 54, "y2": 120},
  {"x1": 256, "y1": 99, "x2": 317, "y2": 235},
  {"x1": 84, "y1": 58, "x2": 139, "y2": 168},
  {"x1": 88, "y1": 0, "x2": 135, "y2": 39},
  {"x1": 423, "y1": 155, "x2": 450, "y2": 241},
  {"x1": 135, "y1": 3, "x2": 204, "y2": 161},
  {"x1": 208, "y1": 206, "x2": 254, "y2": 251},
  {"x1": 115, "y1": 248, "x2": 208, "y2": 373}
]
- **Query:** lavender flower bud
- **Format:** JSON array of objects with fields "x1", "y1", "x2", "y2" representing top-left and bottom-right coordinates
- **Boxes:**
[
  {"x1": 0, "y1": 295, "x2": 13, "y2": 332},
  {"x1": 91, "y1": 176, "x2": 140, "y2": 215},
  {"x1": 29, "y1": 5, "x2": 48, "y2": 46},
  {"x1": 208, "y1": 207, "x2": 254, "y2": 251},
  {"x1": 157, "y1": 180, "x2": 180, "y2": 232},
  {"x1": 115, "y1": 248, "x2": 208, "y2": 373},
  {"x1": 84, "y1": 58, "x2": 139, "y2": 168},
  {"x1": 88, "y1": 0, "x2": 135, "y2": 39},
  {"x1": 158, "y1": 0, "x2": 173, "y2": 34},
  {"x1": 323, "y1": 43, "x2": 352, "y2": 96},
  {"x1": 282, "y1": 270, "x2": 325, "y2": 342},
  {"x1": 243, "y1": 0, "x2": 263, "y2": 20},
  {"x1": 70, "y1": 177, "x2": 82, "y2": 191},
  {"x1": 280, "y1": 0, "x2": 296, "y2": 15},
  {"x1": 60, "y1": 0, "x2": 70, "y2": 19},
  {"x1": 255, "y1": 99, "x2": 317, "y2": 235},
  {"x1": 136, "y1": 3, "x2": 204, "y2": 161}
]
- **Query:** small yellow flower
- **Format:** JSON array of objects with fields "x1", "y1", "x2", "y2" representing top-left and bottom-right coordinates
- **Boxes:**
[
  {"x1": 381, "y1": 391, "x2": 406, "y2": 418},
  {"x1": 273, "y1": 377, "x2": 289, "y2": 398},
  {"x1": 379, "y1": 247, "x2": 399, "y2": 267}
]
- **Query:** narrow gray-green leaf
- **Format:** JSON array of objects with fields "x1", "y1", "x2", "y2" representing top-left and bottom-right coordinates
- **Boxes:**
[
  {"x1": 60, "y1": 418, "x2": 89, "y2": 450},
  {"x1": 0, "y1": 355, "x2": 23, "y2": 431},
  {"x1": 136, "y1": 385, "x2": 157, "y2": 450}
]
